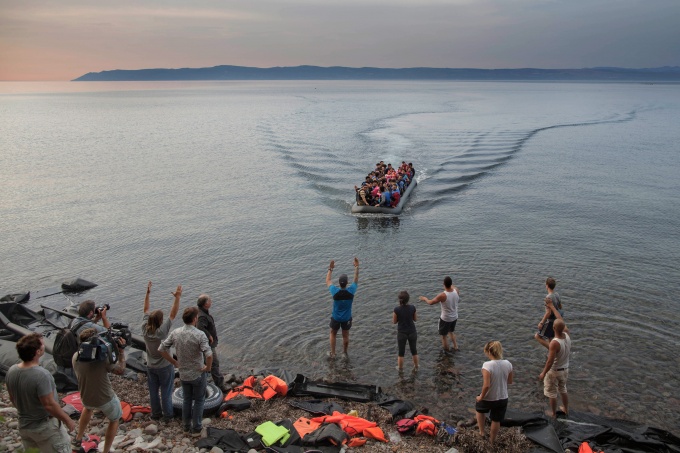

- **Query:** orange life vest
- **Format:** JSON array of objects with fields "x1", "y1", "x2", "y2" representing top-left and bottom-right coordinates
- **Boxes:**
[
  {"x1": 120, "y1": 402, "x2": 151, "y2": 422},
  {"x1": 293, "y1": 417, "x2": 322, "y2": 439},
  {"x1": 225, "y1": 375, "x2": 289, "y2": 401},
  {"x1": 225, "y1": 375, "x2": 263, "y2": 400},
  {"x1": 415, "y1": 419, "x2": 437, "y2": 436},
  {"x1": 261, "y1": 375, "x2": 288, "y2": 400},
  {"x1": 363, "y1": 426, "x2": 388, "y2": 442}
]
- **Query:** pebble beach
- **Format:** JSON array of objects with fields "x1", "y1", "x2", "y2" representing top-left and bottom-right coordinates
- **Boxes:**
[{"x1": 0, "y1": 372, "x2": 535, "y2": 453}]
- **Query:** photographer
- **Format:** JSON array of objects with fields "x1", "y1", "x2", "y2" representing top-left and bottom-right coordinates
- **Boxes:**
[
  {"x1": 73, "y1": 299, "x2": 111, "y2": 336},
  {"x1": 71, "y1": 328, "x2": 126, "y2": 453}
]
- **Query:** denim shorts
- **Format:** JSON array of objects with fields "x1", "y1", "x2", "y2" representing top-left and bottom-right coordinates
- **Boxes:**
[{"x1": 84, "y1": 394, "x2": 122, "y2": 421}]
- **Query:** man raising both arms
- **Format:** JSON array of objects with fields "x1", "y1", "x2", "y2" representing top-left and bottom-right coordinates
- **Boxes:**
[
  {"x1": 419, "y1": 276, "x2": 460, "y2": 352},
  {"x1": 326, "y1": 257, "x2": 359, "y2": 359}
]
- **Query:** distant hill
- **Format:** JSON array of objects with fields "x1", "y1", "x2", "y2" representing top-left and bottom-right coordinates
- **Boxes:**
[{"x1": 73, "y1": 65, "x2": 680, "y2": 82}]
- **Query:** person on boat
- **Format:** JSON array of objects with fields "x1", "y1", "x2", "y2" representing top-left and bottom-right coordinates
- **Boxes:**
[
  {"x1": 390, "y1": 184, "x2": 401, "y2": 207},
  {"x1": 535, "y1": 277, "x2": 563, "y2": 342},
  {"x1": 72, "y1": 328, "x2": 127, "y2": 453},
  {"x1": 6, "y1": 333, "x2": 76, "y2": 453},
  {"x1": 141, "y1": 281, "x2": 181, "y2": 422},
  {"x1": 408, "y1": 163, "x2": 415, "y2": 178},
  {"x1": 475, "y1": 340, "x2": 513, "y2": 445},
  {"x1": 393, "y1": 291, "x2": 419, "y2": 372},
  {"x1": 398, "y1": 176, "x2": 406, "y2": 193},
  {"x1": 538, "y1": 318, "x2": 571, "y2": 418},
  {"x1": 73, "y1": 299, "x2": 111, "y2": 337},
  {"x1": 158, "y1": 307, "x2": 212, "y2": 436},
  {"x1": 379, "y1": 185, "x2": 392, "y2": 207},
  {"x1": 371, "y1": 182, "x2": 381, "y2": 199},
  {"x1": 196, "y1": 294, "x2": 228, "y2": 392},
  {"x1": 354, "y1": 185, "x2": 369, "y2": 206},
  {"x1": 419, "y1": 276, "x2": 460, "y2": 353},
  {"x1": 326, "y1": 257, "x2": 360, "y2": 359}
]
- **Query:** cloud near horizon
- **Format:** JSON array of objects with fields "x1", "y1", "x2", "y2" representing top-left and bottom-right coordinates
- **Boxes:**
[{"x1": 0, "y1": 0, "x2": 678, "y2": 81}]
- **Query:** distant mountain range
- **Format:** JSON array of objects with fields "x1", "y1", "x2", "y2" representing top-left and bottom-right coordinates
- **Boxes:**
[{"x1": 73, "y1": 65, "x2": 680, "y2": 82}]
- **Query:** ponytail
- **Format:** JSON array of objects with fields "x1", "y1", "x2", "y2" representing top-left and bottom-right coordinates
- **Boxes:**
[{"x1": 484, "y1": 340, "x2": 503, "y2": 360}]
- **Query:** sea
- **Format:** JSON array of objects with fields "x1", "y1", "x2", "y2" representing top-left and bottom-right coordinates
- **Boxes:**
[{"x1": 1, "y1": 80, "x2": 679, "y2": 433}]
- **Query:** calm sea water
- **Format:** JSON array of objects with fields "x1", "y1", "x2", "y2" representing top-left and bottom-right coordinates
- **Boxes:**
[{"x1": 1, "y1": 81, "x2": 679, "y2": 433}]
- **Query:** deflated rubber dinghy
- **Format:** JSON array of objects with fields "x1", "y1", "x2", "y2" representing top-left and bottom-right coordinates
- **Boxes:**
[{"x1": 61, "y1": 278, "x2": 98, "y2": 292}]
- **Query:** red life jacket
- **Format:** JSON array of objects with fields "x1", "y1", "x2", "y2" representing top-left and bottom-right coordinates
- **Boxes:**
[{"x1": 62, "y1": 392, "x2": 83, "y2": 412}]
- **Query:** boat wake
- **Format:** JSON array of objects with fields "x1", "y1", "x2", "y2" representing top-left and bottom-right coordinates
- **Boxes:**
[{"x1": 258, "y1": 103, "x2": 641, "y2": 213}]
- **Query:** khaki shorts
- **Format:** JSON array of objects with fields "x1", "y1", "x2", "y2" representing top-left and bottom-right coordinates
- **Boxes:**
[
  {"x1": 19, "y1": 417, "x2": 71, "y2": 453},
  {"x1": 543, "y1": 368, "x2": 568, "y2": 398}
]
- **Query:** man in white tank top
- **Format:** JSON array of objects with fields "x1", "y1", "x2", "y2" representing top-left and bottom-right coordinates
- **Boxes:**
[
  {"x1": 538, "y1": 318, "x2": 571, "y2": 418},
  {"x1": 419, "y1": 276, "x2": 460, "y2": 352}
]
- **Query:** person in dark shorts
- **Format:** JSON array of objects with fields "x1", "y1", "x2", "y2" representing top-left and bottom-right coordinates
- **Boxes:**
[
  {"x1": 392, "y1": 290, "x2": 419, "y2": 372},
  {"x1": 419, "y1": 276, "x2": 459, "y2": 352},
  {"x1": 475, "y1": 340, "x2": 513, "y2": 445},
  {"x1": 535, "y1": 277, "x2": 564, "y2": 342},
  {"x1": 325, "y1": 257, "x2": 359, "y2": 359}
]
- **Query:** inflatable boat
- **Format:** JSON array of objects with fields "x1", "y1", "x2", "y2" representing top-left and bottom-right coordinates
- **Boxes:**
[{"x1": 351, "y1": 179, "x2": 417, "y2": 215}]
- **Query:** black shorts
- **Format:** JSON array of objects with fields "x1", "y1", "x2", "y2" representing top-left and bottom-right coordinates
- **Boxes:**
[
  {"x1": 538, "y1": 319, "x2": 555, "y2": 340},
  {"x1": 438, "y1": 318, "x2": 457, "y2": 336},
  {"x1": 475, "y1": 398, "x2": 508, "y2": 422},
  {"x1": 397, "y1": 331, "x2": 418, "y2": 357},
  {"x1": 329, "y1": 318, "x2": 352, "y2": 332}
]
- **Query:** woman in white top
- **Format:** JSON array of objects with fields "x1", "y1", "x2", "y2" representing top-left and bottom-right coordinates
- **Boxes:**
[{"x1": 475, "y1": 340, "x2": 513, "y2": 445}]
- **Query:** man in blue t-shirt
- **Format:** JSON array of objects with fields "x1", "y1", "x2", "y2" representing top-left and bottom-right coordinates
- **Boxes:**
[{"x1": 325, "y1": 257, "x2": 360, "y2": 359}]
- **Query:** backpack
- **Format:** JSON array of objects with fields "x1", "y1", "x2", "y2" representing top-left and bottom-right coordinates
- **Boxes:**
[{"x1": 52, "y1": 319, "x2": 89, "y2": 368}]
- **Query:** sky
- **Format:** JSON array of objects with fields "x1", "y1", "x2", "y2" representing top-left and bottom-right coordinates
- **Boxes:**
[{"x1": 1, "y1": 0, "x2": 679, "y2": 81}]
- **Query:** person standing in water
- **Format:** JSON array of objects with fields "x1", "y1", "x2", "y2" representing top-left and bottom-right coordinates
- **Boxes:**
[
  {"x1": 535, "y1": 277, "x2": 563, "y2": 341},
  {"x1": 326, "y1": 257, "x2": 360, "y2": 359},
  {"x1": 393, "y1": 290, "x2": 419, "y2": 372},
  {"x1": 419, "y1": 276, "x2": 460, "y2": 352},
  {"x1": 538, "y1": 318, "x2": 571, "y2": 418}
]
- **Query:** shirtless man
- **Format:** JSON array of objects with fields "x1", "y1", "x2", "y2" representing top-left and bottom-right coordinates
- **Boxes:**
[{"x1": 419, "y1": 276, "x2": 460, "y2": 352}]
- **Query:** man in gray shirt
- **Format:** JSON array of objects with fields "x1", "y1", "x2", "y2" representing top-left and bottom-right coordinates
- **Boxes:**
[
  {"x1": 6, "y1": 333, "x2": 76, "y2": 453},
  {"x1": 159, "y1": 307, "x2": 212, "y2": 436}
]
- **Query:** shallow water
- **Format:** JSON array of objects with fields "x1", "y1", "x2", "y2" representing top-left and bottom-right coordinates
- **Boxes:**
[{"x1": 1, "y1": 80, "x2": 679, "y2": 433}]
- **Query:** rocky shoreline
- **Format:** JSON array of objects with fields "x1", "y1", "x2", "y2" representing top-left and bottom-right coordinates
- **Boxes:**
[{"x1": 0, "y1": 372, "x2": 535, "y2": 453}]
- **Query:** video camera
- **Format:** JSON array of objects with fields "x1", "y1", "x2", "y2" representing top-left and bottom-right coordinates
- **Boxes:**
[
  {"x1": 76, "y1": 323, "x2": 132, "y2": 364},
  {"x1": 109, "y1": 322, "x2": 132, "y2": 350}
]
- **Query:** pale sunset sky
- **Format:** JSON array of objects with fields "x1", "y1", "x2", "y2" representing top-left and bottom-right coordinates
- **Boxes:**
[{"x1": 1, "y1": 0, "x2": 678, "y2": 81}]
